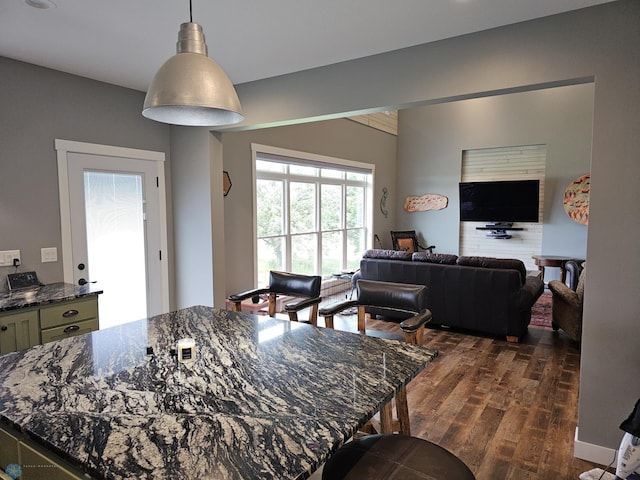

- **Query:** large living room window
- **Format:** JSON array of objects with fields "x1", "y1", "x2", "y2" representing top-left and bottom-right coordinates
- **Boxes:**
[{"x1": 252, "y1": 144, "x2": 374, "y2": 287}]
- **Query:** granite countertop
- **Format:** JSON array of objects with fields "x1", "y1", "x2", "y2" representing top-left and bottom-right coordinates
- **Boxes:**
[
  {"x1": 0, "y1": 305, "x2": 437, "y2": 480},
  {"x1": 0, "y1": 282, "x2": 103, "y2": 313}
]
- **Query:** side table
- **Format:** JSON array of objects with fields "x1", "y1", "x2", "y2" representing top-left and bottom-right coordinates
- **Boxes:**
[{"x1": 532, "y1": 255, "x2": 583, "y2": 285}]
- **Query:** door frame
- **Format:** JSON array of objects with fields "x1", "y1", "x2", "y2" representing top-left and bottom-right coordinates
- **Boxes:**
[{"x1": 55, "y1": 139, "x2": 170, "y2": 314}]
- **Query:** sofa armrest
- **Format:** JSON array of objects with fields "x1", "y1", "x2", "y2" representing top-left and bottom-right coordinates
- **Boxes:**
[{"x1": 517, "y1": 276, "x2": 544, "y2": 307}]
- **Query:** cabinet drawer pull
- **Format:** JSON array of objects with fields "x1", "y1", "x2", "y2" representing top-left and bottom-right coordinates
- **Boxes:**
[
  {"x1": 63, "y1": 325, "x2": 80, "y2": 333},
  {"x1": 62, "y1": 309, "x2": 79, "y2": 318},
  {"x1": 0, "y1": 325, "x2": 7, "y2": 332}
]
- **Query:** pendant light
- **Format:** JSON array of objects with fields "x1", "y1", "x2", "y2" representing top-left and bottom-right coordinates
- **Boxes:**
[{"x1": 143, "y1": 0, "x2": 243, "y2": 126}]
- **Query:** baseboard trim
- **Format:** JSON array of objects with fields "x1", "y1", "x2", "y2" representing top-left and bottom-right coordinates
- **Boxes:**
[{"x1": 574, "y1": 427, "x2": 618, "y2": 466}]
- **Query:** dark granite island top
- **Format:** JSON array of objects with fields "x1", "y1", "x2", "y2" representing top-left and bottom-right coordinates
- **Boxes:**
[
  {"x1": 0, "y1": 282, "x2": 103, "y2": 313},
  {"x1": 0, "y1": 305, "x2": 437, "y2": 479}
]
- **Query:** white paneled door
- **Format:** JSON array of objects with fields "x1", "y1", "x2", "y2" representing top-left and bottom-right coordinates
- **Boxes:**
[{"x1": 56, "y1": 140, "x2": 169, "y2": 328}]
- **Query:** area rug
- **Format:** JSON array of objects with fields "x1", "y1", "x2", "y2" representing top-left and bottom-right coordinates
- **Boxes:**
[{"x1": 530, "y1": 292, "x2": 552, "y2": 328}]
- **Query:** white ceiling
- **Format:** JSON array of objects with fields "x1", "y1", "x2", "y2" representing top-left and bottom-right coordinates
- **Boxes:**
[{"x1": 0, "y1": 0, "x2": 615, "y2": 93}]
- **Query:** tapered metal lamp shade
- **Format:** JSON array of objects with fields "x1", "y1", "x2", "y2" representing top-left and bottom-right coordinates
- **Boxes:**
[{"x1": 143, "y1": 22, "x2": 243, "y2": 126}]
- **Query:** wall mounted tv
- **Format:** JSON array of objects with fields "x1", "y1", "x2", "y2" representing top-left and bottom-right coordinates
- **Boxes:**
[{"x1": 459, "y1": 179, "x2": 540, "y2": 223}]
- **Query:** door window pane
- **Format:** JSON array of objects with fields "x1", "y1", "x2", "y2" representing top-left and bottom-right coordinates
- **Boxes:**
[{"x1": 84, "y1": 171, "x2": 147, "y2": 327}]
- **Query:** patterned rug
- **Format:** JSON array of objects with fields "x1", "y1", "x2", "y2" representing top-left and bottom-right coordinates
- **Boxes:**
[{"x1": 530, "y1": 292, "x2": 552, "y2": 328}]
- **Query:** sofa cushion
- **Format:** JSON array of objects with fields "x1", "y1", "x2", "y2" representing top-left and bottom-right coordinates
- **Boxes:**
[
  {"x1": 412, "y1": 252, "x2": 458, "y2": 265},
  {"x1": 362, "y1": 249, "x2": 412, "y2": 260},
  {"x1": 457, "y1": 256, "x2": 527, "y2": 284}
]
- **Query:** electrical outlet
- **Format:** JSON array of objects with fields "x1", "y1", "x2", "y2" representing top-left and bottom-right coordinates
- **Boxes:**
[{"x1": 0, "y1": 250, "x2": 21, "y2": 267}]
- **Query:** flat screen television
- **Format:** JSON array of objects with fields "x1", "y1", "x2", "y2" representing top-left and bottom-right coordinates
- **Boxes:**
[{"x1": 459, "y1": 179, "x2": 540, "y2": 223}]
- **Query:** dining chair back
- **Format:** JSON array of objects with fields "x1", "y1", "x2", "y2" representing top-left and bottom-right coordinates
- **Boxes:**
[{"x1": 228, "y1": 270, "x2": 322, "y2": 323}]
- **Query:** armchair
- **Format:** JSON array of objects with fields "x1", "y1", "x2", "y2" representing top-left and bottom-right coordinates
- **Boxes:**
[
  {"x1": 228, "y1": 271, "x2": 322, "y2": 324},
  {"x1": 548, "y1": 261, "x2": 585, "y2": 342}
]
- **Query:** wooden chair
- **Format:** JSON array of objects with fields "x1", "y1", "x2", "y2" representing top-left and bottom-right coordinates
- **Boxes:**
[
  {"x1": 390, "y1": 230, "x2": 435, "y2": 254},
  {"x1": 319, "y1": 279, "x2": 433, "y2": 435},
  {"x1": 228, "y1": 271, "x2": 322, "y2": 324}
]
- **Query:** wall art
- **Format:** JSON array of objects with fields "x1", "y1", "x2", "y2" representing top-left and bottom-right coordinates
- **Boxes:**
[{"x1": 404, "y1": 193, "x2": 448, "y2": 212}]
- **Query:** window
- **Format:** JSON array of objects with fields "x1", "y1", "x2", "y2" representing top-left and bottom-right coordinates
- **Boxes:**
[{"x1": 253, "y1": 144, "x2": 374, "y2": 287}]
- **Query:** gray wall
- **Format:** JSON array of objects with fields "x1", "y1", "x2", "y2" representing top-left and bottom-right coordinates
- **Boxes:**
[
  {"x1": 396, "y1": 84, "x2": 593, "y2": 271},
  {"x1": 170, "y1": 127, "x2": 222, "y2": 309},
  {"x1": 205, "y1": 0, "x2": 638, "y2": 457},
  {"x1": 0, "y1": 57, "x2": 173, "y2": 297},
  {"x1": 220, "y1": 118, "x2": 397, "y2": 295}
]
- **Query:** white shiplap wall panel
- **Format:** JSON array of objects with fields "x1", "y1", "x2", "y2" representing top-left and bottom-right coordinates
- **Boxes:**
[{"x1": 460, "y1": 145, "x2": 546, "y2": 271}]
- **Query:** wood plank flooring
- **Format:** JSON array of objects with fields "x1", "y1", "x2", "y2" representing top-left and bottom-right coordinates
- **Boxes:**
[{"x1": 324, "y1": 315, "x2": 609, "y2": 480}]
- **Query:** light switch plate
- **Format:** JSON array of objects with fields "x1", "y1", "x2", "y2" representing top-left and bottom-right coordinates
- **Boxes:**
[
  {"x1": 0, "y1": 250, "x2": 20, "y2": 267},
  {"x1": 41, "y1": 247, "x2": 58, "y2": 263}
]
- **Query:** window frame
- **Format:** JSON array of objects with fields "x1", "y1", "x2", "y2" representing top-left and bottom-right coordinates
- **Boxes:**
[{"x1": 251, "y1": 143, "x2": 374, "y2": 287}]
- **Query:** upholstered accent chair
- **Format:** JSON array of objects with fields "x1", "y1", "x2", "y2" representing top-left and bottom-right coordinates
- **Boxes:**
[{"x1": 548, "y1": 261, "x2": 585, "y2": 342}]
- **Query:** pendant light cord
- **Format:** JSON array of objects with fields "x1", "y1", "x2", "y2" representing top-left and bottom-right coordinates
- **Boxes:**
[{"x1": 189, "y1": 0, "x2": 193, "y2": 22}]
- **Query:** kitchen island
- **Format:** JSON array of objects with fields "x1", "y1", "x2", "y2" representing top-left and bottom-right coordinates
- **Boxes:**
[{"x1": 0, "y1": 305, "x2": 437, "y2": 479}]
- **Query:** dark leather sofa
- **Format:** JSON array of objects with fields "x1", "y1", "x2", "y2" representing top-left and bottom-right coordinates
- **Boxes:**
[{"x1": 354, "y1": 249, "x2": 544, "y2": 342}]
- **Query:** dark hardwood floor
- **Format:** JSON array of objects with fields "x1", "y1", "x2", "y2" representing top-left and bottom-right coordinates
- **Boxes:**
[{"x1": 326, "y1": 314, "x2": 609, "y2": 480}]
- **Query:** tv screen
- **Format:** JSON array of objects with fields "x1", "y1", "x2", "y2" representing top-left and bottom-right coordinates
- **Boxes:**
[{"x1": 459, "y1": 179, "x2": 540, "y2": 223}]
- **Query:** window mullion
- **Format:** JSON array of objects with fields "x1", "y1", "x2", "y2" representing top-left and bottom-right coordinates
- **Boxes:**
[
  {"x1": 284, "y1": 177, "x2": 292, "y2": 272},
  {"x1": 316, "y1": 179, "x2": 322, "y2": 276}
]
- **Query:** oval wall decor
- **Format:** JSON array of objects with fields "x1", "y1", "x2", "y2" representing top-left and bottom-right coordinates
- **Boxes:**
[
  {"x1": 563, "y1": 173, "x2": 590, "y2": 225},
  {"x1": 404, "y1": 193, "x2": 448, "y2": 212}
]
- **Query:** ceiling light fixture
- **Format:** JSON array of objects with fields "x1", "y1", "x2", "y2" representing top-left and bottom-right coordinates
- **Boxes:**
[{"x1": 142, "y1": 0, "x2": 243, "y2": 127}]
